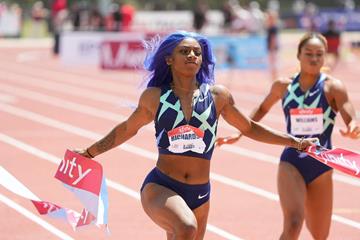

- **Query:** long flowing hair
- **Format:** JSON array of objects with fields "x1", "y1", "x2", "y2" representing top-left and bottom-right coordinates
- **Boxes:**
[{"x1": 142, "y1": 31, "x2": 216, "y2": 88}]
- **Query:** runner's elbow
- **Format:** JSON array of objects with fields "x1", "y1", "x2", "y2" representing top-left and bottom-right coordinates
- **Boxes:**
[
  {"x1": 258, "y1": 105, "x2": 270, "y2": 116},
  {"x1": 239, "y1": 123, "x2": 254, "y2": 137}
]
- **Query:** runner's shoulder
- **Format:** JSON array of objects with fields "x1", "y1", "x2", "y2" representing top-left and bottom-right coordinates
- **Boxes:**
[
  {"x1": 140, "y1": 87, "x2": 161, "y2": 100},
  {"x1": 210, "y1": 84, "x2": 233, "y2": 106},
  {"x1": 210, "y1": 84, "x2": 230, "y2": 96},
  {"x1": 139, "y1": 87, "x2": 162, "y2": 110},
  {"x1": 324, "y1": 75, "x2": 346, "y2": 94},
  {"x1": 270, "y1": 77, "x2": 291, "y2": 96},
  {"x1": 275, "y1": 76, "x2": 292, "y2": 86}
]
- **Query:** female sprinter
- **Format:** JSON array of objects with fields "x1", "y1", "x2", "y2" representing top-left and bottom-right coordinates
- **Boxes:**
[
  {"x1": 216, "y1": 32, "x2": 360, "y2": 239},
  {"x1": 75, "y1": 31, "x2": 317, "y2": 240}
]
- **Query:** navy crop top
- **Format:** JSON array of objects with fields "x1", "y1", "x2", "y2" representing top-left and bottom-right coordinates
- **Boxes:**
[
  {"x1": 282, "y1": 73, "x2": 336, "y2": 148},
  {"x1": 155, "y1": 83, "x2": 218, "y2": 160}
]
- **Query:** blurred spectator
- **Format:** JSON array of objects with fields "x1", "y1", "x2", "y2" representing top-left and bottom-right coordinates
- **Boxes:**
[
  {"x1": 222, "y1": 0, "x2": 238, "y2": 33},
  {"x1": 48, "y1": 0, "x2": 67, "y2": 33},
  {"x1": 10, "y1": 3, "x2": 22, "y2": 32},
  {"x1": 70, "y1": 1, "x2": 81, "y2": 30},
  {"x1": 301, "y1": 2, "x2": 319, "y2": 32},
  {"x1": 89, "y1": 8, "x2": 104, "y2": 31},
  {"x1": 247, "y1": 1, "x2": 265, "y2": 34},
  {"x1": 121, "y1": 3, "x2": 134, "y2": 31},
  {"x1": 52, "y1": 0, "x2": 67, "y2": 16},
  {"x1": 344, "y1": 0, "x2": 355, "y2": 11},
  {"x1": 267, "y1": 0, "x2": 279, "y2": 12},
  {"x1": 73, "y1": 1, "x2": 91, "y2": 31},
  {"x1": 192, "y1": 0, "x2": 208, "y2": 33},
  {"x1": 50, "y1": 0, "x2": 67, "y2": 32},
  {"x1": 51, "y1": 0, "x2": 68, "y2": 55},
  {"x1": 31, "y1": 1, "x2": 48, "y2": 37},
  {"x1": 110, "y1": 3, "x2": 122, "y2": 31},
  {"x1": 230, "y1": 1, "x2": 251, "y2": 33},
  {"x1": 0, "y1": 2, "x2": 5, "y2": 14},
  {"x1": 265, "y1": 9, "x2": 280, "y2": 81},
  {"x1": 322, "y1": 19, "x2": 341, "y2": 69},
  {"x1": 292, "y1": 0, "x2": 305, "y2": 16}
]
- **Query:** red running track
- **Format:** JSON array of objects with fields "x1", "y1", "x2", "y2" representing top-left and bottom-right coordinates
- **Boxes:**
[{"x1": 0, "y1": 36, "x2": 360, "y2": 239}]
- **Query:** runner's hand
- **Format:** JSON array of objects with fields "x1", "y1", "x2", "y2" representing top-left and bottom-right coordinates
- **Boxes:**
[
  {"x1": 73, "y1": 148, "x2": 94, "y2": 159},
  {"x1": 296, "y1": 137, "x2": 319, "y2": 151},
  {"x1": 215, "y1": 133, "x2": 242, "y2": 147},
  {"x1": 339, "y1": 122, "x2": 360, "y2": 139}
]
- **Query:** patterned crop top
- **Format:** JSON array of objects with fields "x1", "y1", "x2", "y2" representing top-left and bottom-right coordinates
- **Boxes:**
[{"x1": 155, "y1": 83, "x2": 218, "y2": 160}]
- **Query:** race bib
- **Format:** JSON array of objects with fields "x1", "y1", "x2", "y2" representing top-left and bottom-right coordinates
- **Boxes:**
[
  {"x1": 290, "y1": 108, "x2": 323, "y2": 135},
  {"x1": 167, "y1": 125, "x2": 206, "y2": 154}
]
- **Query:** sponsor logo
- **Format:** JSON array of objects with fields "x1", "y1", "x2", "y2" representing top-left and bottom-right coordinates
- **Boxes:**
[
  {"x1": 198, "y1": 95, "x2": 208, "y2": 102},
  {"x1": 198, "y1": 192, "x2": 209, "y2": 199},
  {"x1": 308, "y1": 89, "x2": 320, "y2": 97}
]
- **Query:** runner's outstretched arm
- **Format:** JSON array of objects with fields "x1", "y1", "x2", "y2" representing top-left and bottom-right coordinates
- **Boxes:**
[
  {"x1": 214, "y1": 84, "x2": 317, "y2": 150},
  {"x1": 75, "y1": 88, "x2": 158, "y2": 158},
  {"x1": 215, "y1": 79, "x2": 289, "y2": 146}
]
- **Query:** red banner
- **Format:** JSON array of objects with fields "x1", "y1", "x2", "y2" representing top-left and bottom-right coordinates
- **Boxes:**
[
  {"x1": 306, "y1": 145, "x2": 360, "y2": 178},
  {"x1": 55, "y1": 150, "x2": 103, "y2": 195}
]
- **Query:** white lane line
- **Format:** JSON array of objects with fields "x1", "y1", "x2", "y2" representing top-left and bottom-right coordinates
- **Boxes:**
[
  {"x1": 0, "y1": 133, "x2": 243, "y2": 240},
  {"x1": 16, "y1": 51, "x2": 47, "y2": 63},
  {"x1": 211, "y1": 173, "x2": 278, "y2": 201},
  {"x1": 0, "y1": 194, "x2": 74, "y2": 240},
  {"x1": 0, "y1": 167, "x2": 40, "y2": 201},
  {"x1": 0, "y1": 38, "x2": 52, "y2": 48},
  {"x1": 206, "y1": 225, "x2": 243, "y2": 240},
  {"x1": 0, "y1": 83, "x2": 127, "y2": 121},
  {"x1": 0, "y1": 92, "x2": 17, "y2": 104},
  {"x1": 1, "y1": 70, "x2": 137, "y2": 106},
  {"x1": 1, "y1": 103, "x2": 360, "y2": 230},
  {"x1": 0, "y1": 59, "x2": 141, "y2": 91},
  {"x1": 332, "y1": 215, "x2": 360, "y2": 229},
  {"x1": 1, "y1": 83, "x2": 359, "y2": 187}
]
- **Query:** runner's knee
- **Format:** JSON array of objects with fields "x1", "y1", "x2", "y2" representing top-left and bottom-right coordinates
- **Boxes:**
[
  {"x1": 309, "y1": 227, "x2": 329, "y2": 240},
  {"x1": 285, "y1": 213, "x2": 304, "y2": 234},
  {"x1": 174, "y1": 220, "x2": 198, "y2": 240}
]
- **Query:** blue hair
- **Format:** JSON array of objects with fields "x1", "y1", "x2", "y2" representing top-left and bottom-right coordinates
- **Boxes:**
[{"x1": 143, "y1": 31, "x2": 216, "y2": 88}]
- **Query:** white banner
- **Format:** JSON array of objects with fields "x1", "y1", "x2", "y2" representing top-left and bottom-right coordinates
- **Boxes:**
[{"x1": 59, "y1": 31, "x2": 145, "y2": 66}]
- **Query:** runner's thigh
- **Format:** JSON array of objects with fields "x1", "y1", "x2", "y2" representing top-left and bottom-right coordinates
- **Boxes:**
[
  {"x1": 141, "y1": 183, "x2": 197, "y2": 233},
  {"x1": 305, "y1": 170, "x2": 333, "y2": 236},
  {"x1": 277, "y1": 162, "x2": 307, "y2": 217},
  {"x1": 192, "y1": 201, "x2": 210, "y2": 240}
]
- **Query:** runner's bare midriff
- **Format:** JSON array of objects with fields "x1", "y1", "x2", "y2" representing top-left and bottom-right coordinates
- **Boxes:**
[{"x1": 156, "y1": 154, "x2": 210, "y2": 184}]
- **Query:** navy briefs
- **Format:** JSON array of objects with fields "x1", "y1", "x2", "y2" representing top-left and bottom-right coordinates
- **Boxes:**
[
  {"x1": 140, "y1": 167, "x2": 210, "y2": 210},
  {"x1": 281, "y1": 147, "x2": 332, "y2": 184}
]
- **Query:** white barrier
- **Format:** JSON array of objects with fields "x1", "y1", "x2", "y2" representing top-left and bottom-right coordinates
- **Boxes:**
[{"x1": 59, "y1": 31, "x2": 145, "y2": 66}]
